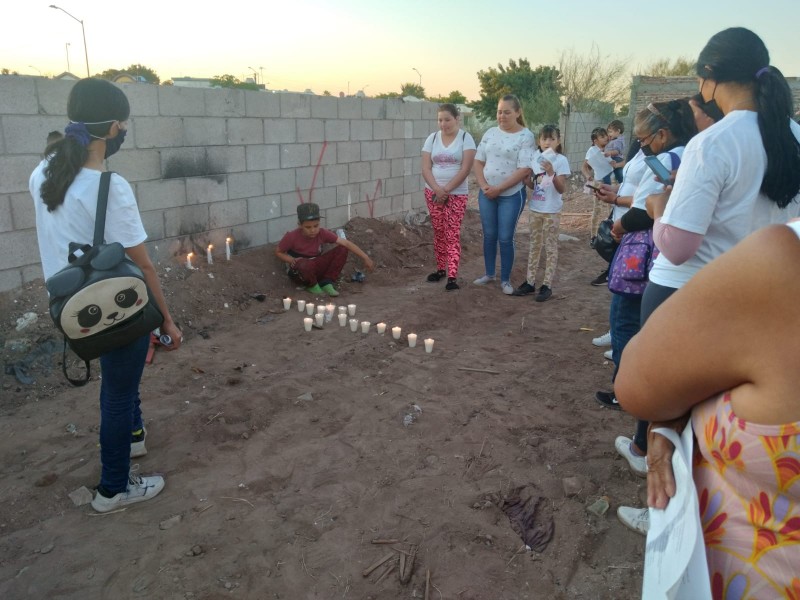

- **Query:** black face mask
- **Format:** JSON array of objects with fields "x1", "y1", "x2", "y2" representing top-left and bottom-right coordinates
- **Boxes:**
[
  {"x1": 641, "y1": 143, "x2": 656, "y2": 157},
  {"x1": 693, "y1": 86, "x2": 725, "y2": 124},
  {"x1": 104, "y1": 129, "x2": 127, "y2": 159}
]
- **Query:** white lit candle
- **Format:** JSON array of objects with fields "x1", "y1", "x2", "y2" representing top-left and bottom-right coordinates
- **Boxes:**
[
  {"x1": 424, "y1": 338, "x2": 434, "y2": 353},
  {"x1": 338, "y1": 313, "x2": 347, "y2": 326},
  {"x1": 325, "y1": 303, "x2": 335, "y2": 322},
  {"x1": 347, "y1": 304, "x2": 356, "y2": 317},
  {"x1": 283, "y1": 297, "x2": 291, "y2": 310},
  {"x1": 297, "y1": 299, "x2": 306, "y2": 313},
  {"x1": 392, "y1": 326, "x2": 401, "y2": 340},
  {"x1": 315, "y1": 313, "x2": 324, "y2": 327},
  {"x1": 225, "y1": 237, "x2": 232, "y2": 261},
  {"x1": 186, "y1": 252, "x2": 194, "y2": 269},
  {"x1": 303, "y1": 317, "x2": 313, "y2": 332},
  {"x1": 306, "y1": 302, "x2": 315, "y2": 316},
  {"x1": 338, "y1": 305, "x2": 347, "y2": 315},
  {"x1": 206, "y1": 244, "x2": 213, "y2": 264},
  {"x1": 360, "y1": 321, "x2": 370, "y2": 334},
  {"x1": 376, "y1": 322, "x2": 386, "y2": 334},
  {"x1": 407, "y1": 333, "x2": 417, "y2": 348},
  {"x1": 349, "y1": 318, "x2": 359, "y2": 332}
]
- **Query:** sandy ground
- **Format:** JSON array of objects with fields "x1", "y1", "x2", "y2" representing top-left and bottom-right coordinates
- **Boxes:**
[{"x1": 0, "y1": 179, "x2": 649, "y2": 599}]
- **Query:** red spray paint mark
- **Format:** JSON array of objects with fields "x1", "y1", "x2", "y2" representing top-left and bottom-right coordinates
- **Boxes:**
[
  {"x1": 365, "y1": 179, "x2": 382, "y2": 218},
  {"x1": 296, "y1": 141, "x2": 328, "y2": 205}
]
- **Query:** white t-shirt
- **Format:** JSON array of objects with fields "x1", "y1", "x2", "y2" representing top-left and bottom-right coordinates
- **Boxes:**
[
  {"x1": 650, "y1": 112, "x2": 800, "y2": 289},
  {"x1": 585, "y1": 145, "x2": 613, "y2": 180},
  {"x1": 612, "y1": 150, "x2": 648, "y2": 221},
  {"x1": 631, "y1": 146, "x2": 685, "y2": 210},
  {"x1": 422, "y1": 129, "x2": 477, "y2": 195},
  {"x1": 29, "y1": 160, "x2": 147, "y2": 280},
  {"x1": 528, "y1": 151, "x2": 570, "y2": 214},
  {"x1": 475, "y1": 127, "x2": 536, "y2": 195}
]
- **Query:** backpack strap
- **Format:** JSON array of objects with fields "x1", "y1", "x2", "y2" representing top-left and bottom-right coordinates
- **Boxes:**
[
  {"x1": 93, "y1": 171, "x2": 113, "y2": 246},
  {"x1": 61, "y1": 336, "x2": 91, "y2": 386},
  {"x1": 667, "y1": 151, "x2": 681, "y2": 171}
]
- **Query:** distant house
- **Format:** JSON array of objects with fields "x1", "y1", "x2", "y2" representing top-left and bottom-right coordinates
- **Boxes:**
[
  {"x1": 171, "y1": 77, "x2": 215, "y2": 88},
  {"x1": 112, "y1": 73, "x2": 148, "y2": 84},
  {"x1": 54, "y1": 72, "x2": 80, "y2": 81}
]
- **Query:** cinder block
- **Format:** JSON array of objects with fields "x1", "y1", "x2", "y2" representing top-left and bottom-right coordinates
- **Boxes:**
[
  {"x1": 227, "y1": 171, "x2": 264, "y2": 199},
  {"x1": 264, "y1": 119, "x2": 296, "y2": 144},
  {"x1": 0, "y1": 78, "x2": 37, "y2": 114},
  {"x1": 324, "y1": 120, "x2": 349, "y2": 142},
  {"x1": 34, "y1": 78, "x2": 75, "y2": 116},
  {"x1": 280, "y1": 93, "x2": 311, "y2": 118},
  {"x1": 323, "y1": 164, "x2": 349, "y2": 187},
  {"x1": 414, "y1": 120, "x2": 431, "y2": 138},
  {"x1": 324, "y1": 205, "x2": 351, "y2": 228},
  {"x1": 371, "y1": 160, "x2": 391, "y2": 181},
  {"x1": 280, "y1": 192, "x2": 301, "y2": 217},
  {"x1": 405, "y1": 139, "x2": 422, "y2": 158},
  {"x1": 161, "y1": 147, "x2": 208, "y2": 179},
  {"x1": 206, "y1": 146, "x2": 247, "y2": 173},
  {"x1": 404, "y1": 174, "x2": 421, "y2": 194},
  {"x1": 361, "y1": 141, "x2": 382, "y2": 161},
  {"x1": 184, "y1": 117, "x2": 227, "y2": 146},
  {"x1": 390, "y1": 158, "x2": 406, "y2": 178},
  {"x1": 310, "y1": 142, "x2": 336, "y2": 165},
  {"x1": 0, "y1": 229, "x2": 40, "y2": 269},
  {"x1": 117, "y1": 82, "x2": 159, "y2": 116},
  {"x1": 360, "y1": 180, "x2": 382, "y2": 203},
  {"x1": 383, "y1": 176, "x2": 404, "y2": 198},
  {"x1": 421, "y1": 102, "x2": 438, "y2": 119},
  {"x1": 231, "y1": 221, "x2": 268, "y2": 250},
  {"x1": 348, "y1": 162, "x2": 371, "y2": 183},
  {"x1": 163, "y1": 204, "x2": 210, "y2": 237},
  {"x1": 204, "y1": 88, "x2": 245, "y2": 117},
  {"x1": 403, "y1": 102, "x2": 423, "y2": 120},
  {"x1": 21, "y1": 263, "x2": 43, "y2": 284},
  {"x1": 296, "y1": 166, "x2": 323, "y2": 192},
  {"x1": 393, "y1": 120, "x2": 415, "y2": 140},
  {"x1": 267, "y1": 215, "x2": 297, "y2": 243},
  {"x1": 386, "y1": 99, "x2": 404, "y2": 119},
  {"x1": 5, "y1": 115, "x2": 65, "y2": 154},
  {"x1": 158, "y1": 86, "x2": 205, "y2": 116},
  {"x1": 245, "y1": 91, "x2": 280, "y2": 117},
  {"x1": 336, "y1": 183, "x2": 360, "y2": 207},
  {"x1": 297, "y1": 119, "x2": 324, "y2": 143},
  {"x1": 314, "y1": 186, "x2": 337, "y2": 210},
  {"x1": 135, "y1": 179, "x2": 187, "y2": 211},
  {"x1": 311, "y1": 96, "x2": 338, "y2": 119},
  {"x1": 371, "y1": 196, "x2": 392, "y2": 218},
  {"x1": 373, "y1": 120, "x2": 393, "y2": 140},
  {"x1": 338, "y1": 98, "x2": 361, "y2": 119},
  {"x1": 133, "y1": 117, "x2": 184, "y2": 149},
  {"x1": 410, "y1": 191, "x2": 425, "y2": 209},
  {"x1": 247, "y1": 194, "x2": 282, "y2": 222},
  {"x1": 384, "y1": 140, "x2": 405, "y2": 159},
  {"x1": 186, "y1": 176, "x2": 228, "y2": 204},
  {"x1": 362, "y1": 99, "x2": 386, "y2": 120},
  {"x1": 10, "y1": 192, "x2": 35, "y2": 229},
  {"x1": 245, "y1": 145, "x2": 280, "y2": 171},
  {"x1": 280, "y1": 144, "x2": 311, "y2": 168},
  {"x1": 264, "y1": 168, "x2": 296, "y2": 194},
  {"x1": 0, "y1": 268, "x2": 22, "y2": 293},
  {"x1": 0, "y1": 155, "x2": 41, "y2": 194},
  {"x1": 336, "y1": 141, "x2": 360, "y2": 163},
  {"x1": 350, "y1": 120, "x2": 373, "y2": 141},
  {"x1": 0, "y1": 195, "x2": 11, "y2": 232},
  {"x1": 210, "y1": 199, "x2": 248, "y2": 228},
  {"x1": 139, "y1": 209, "x2": 165, "y2": 240},
  {"x1": 227, "y1": 118, "x2": 265, "y2": 145}
]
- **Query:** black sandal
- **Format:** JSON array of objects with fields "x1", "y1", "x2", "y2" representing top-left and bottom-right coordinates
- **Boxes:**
[
  {"x1": 427, "y1": 270, "x2": 446, "y2": 282},
  {"x1": 445, "y1": 277, "x2": 459, "y2": 291}
]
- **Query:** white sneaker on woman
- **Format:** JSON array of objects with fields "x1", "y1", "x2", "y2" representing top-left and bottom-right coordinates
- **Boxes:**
[
  {"x1": 617, "y1": 506, "x2": 649, "y2": 536},
  {"x1": 614, "y1": 435, "x2": 647, "y2": 477},
  {"x1": 501, "y1": 282, "x2": 514, "y2": 295},
  {"x1": 473, "y1": 275, "x2": 495, "y2": 285},
  {"x1": 592, "y1": 331, "x2": 612, "y2": 346}
]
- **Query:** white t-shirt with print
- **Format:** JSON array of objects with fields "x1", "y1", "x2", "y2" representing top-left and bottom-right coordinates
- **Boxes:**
[
  {"x1": 475, "y1": 127, "x2": 536, "y2": 195},
  {"x1": 631, "y1": 146, "x2": 685, "y2": 210},
  {"x1": 422, "y1": 129, "x2": 477, "y2": 195},
  {"x1": 528, "y1": 152, "x2": 571, "y2": 214},
  {"x1": 29, "y1": 160, "x2": 148, "y2": 280},
  {"x1": 585, "y1": 145, "x2": 613, "y2": 180},
  {"x1": 650, "y1": 112, "x2": 800, "y2": 289},
  {"x1": 612, "y1": 151, "x2": 648, "y2": 221}
]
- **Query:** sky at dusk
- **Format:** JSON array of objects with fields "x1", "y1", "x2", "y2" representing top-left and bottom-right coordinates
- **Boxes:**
[{"x1": 3, "y1": 0, "x2": 799, "y2": 100}]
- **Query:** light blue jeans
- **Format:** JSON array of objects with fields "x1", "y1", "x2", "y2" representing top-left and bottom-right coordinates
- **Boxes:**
[{"x1": 478, "y1": 188, "x2": 526, "y2": 282}]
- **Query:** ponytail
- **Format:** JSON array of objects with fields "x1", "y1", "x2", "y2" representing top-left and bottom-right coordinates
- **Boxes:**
[{"x1": 41, "y1": 138, "x2": 89, "y2": 212}]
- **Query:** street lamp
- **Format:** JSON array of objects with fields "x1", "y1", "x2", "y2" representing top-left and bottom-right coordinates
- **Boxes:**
[
  {"x1": 412, "y1": 67, "x2": 422, "y2": 87},
  {"x1": 65, "y1": 42, "x2": 71, "y2": 73},
  {"x1": 247, "y1": 66, "x2": 258, "y2": 85},
  {"x1": 49, "y1": 5, "x2": 90, "y2": 77},
  {"x1": 29, "y1": 65, "x2": 42, "y2": 76}
]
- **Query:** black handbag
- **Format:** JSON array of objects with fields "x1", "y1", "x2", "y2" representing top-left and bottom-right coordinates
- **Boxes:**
[
  {"x1": 45, "y1": 171, "x2": 163, "y2": 385},
  {"x1": 591, "y1": 208, "x2": 619, "y2": 263}
]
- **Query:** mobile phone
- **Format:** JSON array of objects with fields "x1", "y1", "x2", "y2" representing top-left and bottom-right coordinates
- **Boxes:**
[
  {"x1": 644, "y1": 155, "x2": 675, "y2": 185},
  {"x1": 586, "y1": 181, "x2": 603, "y2": 191}
]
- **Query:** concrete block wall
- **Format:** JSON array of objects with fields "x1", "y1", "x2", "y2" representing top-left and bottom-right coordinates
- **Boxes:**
[
  {"x1": 0, "y1": 77, "x2": 437, "y2": 291},
  {"x1": 559, "y1": 111, "x2": 610, "y2": 173}
]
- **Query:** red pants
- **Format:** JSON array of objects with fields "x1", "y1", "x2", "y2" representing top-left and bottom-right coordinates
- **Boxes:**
[
  {"x1": 425, "y1": 188, "x2": 468, "y2": 278},
  {"x1": 289, "y1": 245, "x2": 348, "y2": 286}
]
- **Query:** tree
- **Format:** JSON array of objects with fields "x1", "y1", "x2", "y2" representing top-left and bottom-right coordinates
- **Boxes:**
[
  {"x1": 558, "y1": 44, "x2": 630, "y2": 117},
  {"x1": 210, "y1": 74, "x2": 259, "y2": 91},
  {"x1": 375, "y1": 91, "x2": 401, "y2": 99},
  {"x1": 471, "y1": 59, "x2": 562, "y2": 122},
  {"x1": 428, "y1": 90, "x2": 468, "y2": 104},
  {"x1": 96, "y1": 64, "x2": 160, "y2": 83},
  {"x1": 322, "y1": 90, "x2": 332, "y2": 96},
  {"x1": 400, "y1": 82, "x2": 426, "y2": 98},
  {"x1": 639, "y1": 56, "x2": 695, "y2": 77}
]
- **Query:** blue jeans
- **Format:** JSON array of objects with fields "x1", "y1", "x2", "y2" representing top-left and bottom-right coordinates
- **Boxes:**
[
  {"x1": 609, "y1": 293, "x2": 642, "y2": 382},
  {"x1": 99, "y1": 333, "x2": 150, "y2": 493},
  {"x1": 478, "y1": 188, "x2": 526, "y2": 282}
]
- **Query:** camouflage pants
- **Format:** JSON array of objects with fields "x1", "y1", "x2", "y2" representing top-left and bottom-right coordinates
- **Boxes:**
[{"x1": 526, "y1": 211, "x2": 560, "y2": 287}]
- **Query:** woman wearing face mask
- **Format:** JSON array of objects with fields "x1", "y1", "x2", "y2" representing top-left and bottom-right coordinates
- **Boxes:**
[
  {"x1": 613, "y1": 27, "x2": 800, "y2": 537},
  {"x1": 29, "y1": 78, "x2": 182, "y2": 513},
  {"x1": 472, "y1": 94, "x2": 535, "y2": 295}
]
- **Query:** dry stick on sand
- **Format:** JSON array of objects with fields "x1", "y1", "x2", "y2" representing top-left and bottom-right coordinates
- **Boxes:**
[
  {"x1": 371, "y1": 538, "x2": 400, "y2": 545},
  {"x1": 425, "y1": 569, "x2": 431, "y2": 600},
  {"x1": 220, "y1": 496, "x2": 254, "y2": 508},
  {"x1": 400, "y1": 545, "x2": 417, "y2": 584},
  {"x1": 205, "y1": 411, "x2": 224, "y2": 425},
  {"x1": 362, "y1": 552, "x2": 396, "y2": 577},
  {"x1": 374, "y1": 560, "x2": 397, "y2": 584},
  {"x1": 457, "y1": 367, "x2": 501, "y2": 375}
]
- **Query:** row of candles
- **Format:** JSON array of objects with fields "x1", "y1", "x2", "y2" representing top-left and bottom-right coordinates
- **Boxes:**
[
  {"x1": 186, "y1": 238, "x2": 234, "y2": 268},
  {"x1": 284, "y1": 298, "x2": 434, "y2": 353}
]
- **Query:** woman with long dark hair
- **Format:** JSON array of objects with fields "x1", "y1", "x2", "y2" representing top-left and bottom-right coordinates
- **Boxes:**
[{"x1": 30, "y1": 78, "x2": 182, "y2": 512}]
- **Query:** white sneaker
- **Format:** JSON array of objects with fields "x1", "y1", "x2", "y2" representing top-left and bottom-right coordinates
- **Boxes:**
[
  {"x1": 501, "y1": 282, "x2": 514, "y2": 295},
  {"x1": 473, "y1": 275, "x2": 495, "y2": 285},
  {"x1": 617, "y1": 506, "x2": 649, "y2": 536},
  {"x1": 604, "y1": 349, "x2": 613, "y2": 360},
  {"x1": 592, "y1": 331, "x2": 612, "y2": 346},
  {"x1": 130, "y1": 426, "x2": 147, "y2": 458},
  {"x1": 91, "y1": 466, "x2": 165, "y2": 513},
  {"x1": 614, "y1": 436, "x2": 647, "y2": 477}
]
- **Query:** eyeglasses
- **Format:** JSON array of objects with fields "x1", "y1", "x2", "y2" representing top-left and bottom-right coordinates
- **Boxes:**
[{"x1": 636, "y1": 131, "x2": 659, "y2": 146}]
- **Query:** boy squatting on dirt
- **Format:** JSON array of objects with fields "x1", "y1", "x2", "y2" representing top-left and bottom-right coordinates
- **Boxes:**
[{"x1": 274, "y1": 203, "x2": 375, "y2": 296}]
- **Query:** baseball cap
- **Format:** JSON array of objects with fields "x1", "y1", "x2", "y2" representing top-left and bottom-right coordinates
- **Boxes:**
[{"x1": 297, "y1": 203, "x2": 321, "y2": 222}]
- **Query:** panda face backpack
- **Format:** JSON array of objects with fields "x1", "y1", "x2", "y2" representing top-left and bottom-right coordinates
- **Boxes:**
[{"x1": 45, "y1": 171, "x2": 163, "y2": 385}]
